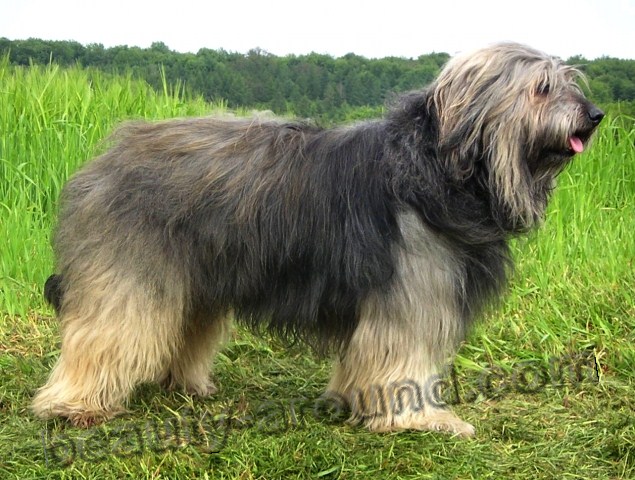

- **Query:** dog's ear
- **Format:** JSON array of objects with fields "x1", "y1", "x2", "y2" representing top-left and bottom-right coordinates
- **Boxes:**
[
  {"x1": 429, "y1": 75, "x2": 488, "y2": 183},
  {"x1": 434, "y1": 106, "x2": 483, "y2": 182}
]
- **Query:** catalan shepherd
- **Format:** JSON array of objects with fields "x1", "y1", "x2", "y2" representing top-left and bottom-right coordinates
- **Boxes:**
[{"x1": 33, "y1": 43, "x2": 604, "y2": 435}]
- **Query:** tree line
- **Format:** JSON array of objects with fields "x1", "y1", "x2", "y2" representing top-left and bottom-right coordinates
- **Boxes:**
[{"x1": 2, "y1": 38, "x2": 634, "y2": 120}]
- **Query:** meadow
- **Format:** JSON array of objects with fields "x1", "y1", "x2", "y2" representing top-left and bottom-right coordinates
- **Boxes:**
[{"x1": 0, "y1": 59, "x2": 633, "y2": 479}]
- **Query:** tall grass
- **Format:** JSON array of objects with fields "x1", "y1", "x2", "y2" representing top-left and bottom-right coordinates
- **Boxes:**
[{"x1": 0, "y1": 58, "x2": 222, "y2": 316}]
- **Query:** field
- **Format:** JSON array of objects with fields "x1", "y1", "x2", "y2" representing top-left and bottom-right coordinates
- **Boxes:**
[{"x1": 0, "y1": 60, "x2": 634, "y2": 479}]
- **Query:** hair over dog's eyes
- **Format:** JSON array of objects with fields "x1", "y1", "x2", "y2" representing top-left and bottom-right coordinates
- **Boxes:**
[{"x1": 535, "y1": 81, "x2": 551, "y2": 96}]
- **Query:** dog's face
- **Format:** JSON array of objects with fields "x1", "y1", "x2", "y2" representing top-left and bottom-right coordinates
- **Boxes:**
[
  {"x1": 527, "y1": 68, "x2": 604, "y2": 171},
  {"x1": 431, "y1": 42, "x2": 604, "y2": 229}
]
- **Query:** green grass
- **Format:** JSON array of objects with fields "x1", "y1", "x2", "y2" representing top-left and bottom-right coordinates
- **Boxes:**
[{"x1": 1, "y1": 59, "x2": 634, "y2": 479}]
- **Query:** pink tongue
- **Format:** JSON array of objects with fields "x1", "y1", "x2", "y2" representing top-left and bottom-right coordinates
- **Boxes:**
[{"x1": 569, "y1": 136, "x2": 584, "y2": 153}]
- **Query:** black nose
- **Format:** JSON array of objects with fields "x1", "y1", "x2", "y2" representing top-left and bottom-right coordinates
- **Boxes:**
[{"x1": 588, "y1": 105, "x2": 604, "y2": 125}]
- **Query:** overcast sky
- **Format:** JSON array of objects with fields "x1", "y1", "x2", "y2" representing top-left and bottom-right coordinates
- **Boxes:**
[{"x1": 2, "y1": 0, "x2": 634, "y2": 60}]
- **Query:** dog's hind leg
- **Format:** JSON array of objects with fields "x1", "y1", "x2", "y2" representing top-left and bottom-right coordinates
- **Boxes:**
[
  {"x1": 32, "y1": 271, "x2": 186, "y2": 427},
  {"x1": 160, "y1": 312, "x2": 232, "y2": 397}
]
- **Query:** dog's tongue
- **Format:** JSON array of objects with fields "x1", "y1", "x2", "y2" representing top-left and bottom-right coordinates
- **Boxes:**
[{"x1": 569, "y1": 136, "x2": 584, "y2": 154}]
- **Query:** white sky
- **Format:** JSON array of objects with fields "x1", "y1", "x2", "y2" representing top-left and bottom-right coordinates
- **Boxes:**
[{"x1": 2, "y1": 0, "x2": 634, "y2": 60}]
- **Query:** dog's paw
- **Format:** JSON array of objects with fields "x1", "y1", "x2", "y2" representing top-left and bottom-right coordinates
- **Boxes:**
[
  {"x1": 364, "y1": 409, "x2": 476, "y2": 438},
  {"x1": 185, "y1": 381, "x2": 218, "y2": 398},
  {"x1": 66, "y1": 410, "x2": 121, "y2": 428},
  {"x1": 417, "y1": 411, "x2": 476, "y2": 438}
]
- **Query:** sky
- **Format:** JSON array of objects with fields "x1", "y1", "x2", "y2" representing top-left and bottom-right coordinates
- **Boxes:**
[{"x1": 2, "y1": 0, "x2": 634, "y2": 60}]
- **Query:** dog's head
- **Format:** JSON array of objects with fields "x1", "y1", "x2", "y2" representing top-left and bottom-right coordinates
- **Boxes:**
[{"x1": 430, "y1": 42, "x2": 603, "y2": 230}]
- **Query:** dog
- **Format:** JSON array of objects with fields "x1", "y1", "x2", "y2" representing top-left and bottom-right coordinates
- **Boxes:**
[{"x1": 33, "y1": 43, "x2": 603, "y2": 436}]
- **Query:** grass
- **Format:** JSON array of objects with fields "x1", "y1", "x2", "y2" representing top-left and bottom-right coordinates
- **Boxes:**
[{"x1": 1, "y1": 59, "x2": 634, "y2": 479}]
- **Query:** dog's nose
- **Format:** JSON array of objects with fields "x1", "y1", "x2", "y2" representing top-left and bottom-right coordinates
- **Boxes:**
[{"x1": 588, "y1": 105, "x2": 605, "y2": 125}]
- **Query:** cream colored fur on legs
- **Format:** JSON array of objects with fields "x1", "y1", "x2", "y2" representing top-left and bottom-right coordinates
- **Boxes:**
[
  {"x1": 161, "y1": 314, "x2": 231, "y2": 397},
  {"x1": 32, "y1": 273, "x2": 190, "y2": 427},
  {"x1": 327, "y1": 212, "x2": 475, "y2": 437}
]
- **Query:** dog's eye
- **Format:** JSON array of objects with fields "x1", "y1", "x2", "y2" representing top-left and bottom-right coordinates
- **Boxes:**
[{"x1": 536, "y1": 82, "x2": 550, "y2": 96}]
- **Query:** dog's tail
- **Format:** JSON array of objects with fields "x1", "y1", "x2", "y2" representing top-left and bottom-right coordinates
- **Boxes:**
[{"x1": 44, "y1": 274, "x2": 64, "y2": 314}]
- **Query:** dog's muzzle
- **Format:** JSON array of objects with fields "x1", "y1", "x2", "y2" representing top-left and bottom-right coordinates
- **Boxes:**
[{"x1": 568, "y1": 102, "x2": 604, "y2": 154}]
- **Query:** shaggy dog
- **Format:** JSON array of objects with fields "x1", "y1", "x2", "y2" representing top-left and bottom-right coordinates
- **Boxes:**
[{"x1": 33, "y1": 43, "x2": 604, "y2": 436}]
